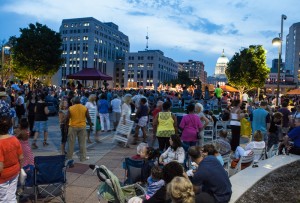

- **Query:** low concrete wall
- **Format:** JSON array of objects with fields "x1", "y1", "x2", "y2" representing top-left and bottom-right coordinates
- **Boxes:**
[{"x1": 229, "y1": 154, "x2": 300, "y2": 203}]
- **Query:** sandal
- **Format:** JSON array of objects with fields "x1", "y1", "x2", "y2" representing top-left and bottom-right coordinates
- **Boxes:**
[
  {"x1": 43, "y1": 141, "x2": 49, "y2": 146},
  {"x1": 31, "y1": 143, "x2": 38, "y2": 149}
]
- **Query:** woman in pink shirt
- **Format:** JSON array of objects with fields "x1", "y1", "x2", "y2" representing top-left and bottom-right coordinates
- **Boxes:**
[{"x1": 180, "y1": 103, "x2": 203, "y2": 147}]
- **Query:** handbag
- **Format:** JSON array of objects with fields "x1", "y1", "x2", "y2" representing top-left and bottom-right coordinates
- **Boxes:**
[{"x1": 19, "y1": 168, "x2": 27, "y2": 185}]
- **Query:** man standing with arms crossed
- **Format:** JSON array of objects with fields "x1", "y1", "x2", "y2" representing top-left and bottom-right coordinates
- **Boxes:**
[{"x1": 66, "y1": 97, "x2": 92, "y2": 162}]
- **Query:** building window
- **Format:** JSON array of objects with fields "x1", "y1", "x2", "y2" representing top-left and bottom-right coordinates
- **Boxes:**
[
  {"x1": 83, "y1": 22, "x2": 90, "y2": 26},
  {"x1": 83, "y1": 36, "x2": 89, "y2": 40}
]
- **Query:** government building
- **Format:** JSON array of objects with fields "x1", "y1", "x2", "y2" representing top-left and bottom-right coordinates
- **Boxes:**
[{"x1": 207, "y1": 50, "x2": 229, "y2": 86}]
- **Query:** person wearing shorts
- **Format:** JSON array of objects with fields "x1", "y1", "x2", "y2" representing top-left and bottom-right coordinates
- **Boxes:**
[
  {"x1": 132, "y1": 98, "x2": 149, "y2": 144},
  {"x1": 32, "y1": 93, "x2": 49, "y2": 149}
]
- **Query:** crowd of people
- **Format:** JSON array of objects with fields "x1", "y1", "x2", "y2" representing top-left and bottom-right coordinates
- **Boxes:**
[{"x1": 1, "y1": 80, "x2": 300, "y2": 202}]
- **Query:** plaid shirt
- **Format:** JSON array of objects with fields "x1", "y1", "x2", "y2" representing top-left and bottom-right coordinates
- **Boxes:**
[{"x1": 215, "y1": 137, "x2": 231, "y2": 155}]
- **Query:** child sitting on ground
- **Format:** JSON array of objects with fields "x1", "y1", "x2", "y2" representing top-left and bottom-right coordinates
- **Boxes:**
[
  {"x1": 15, "y1": 118, "x2": 34, "y2": 167},
  {"x1": 146, "y1": 166, "x2": 165, "y2": 200}
]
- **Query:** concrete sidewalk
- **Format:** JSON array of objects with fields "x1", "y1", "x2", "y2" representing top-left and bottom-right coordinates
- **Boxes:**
[{"x1": 21, "y1": 134, "x2": 137, "y2": 203}]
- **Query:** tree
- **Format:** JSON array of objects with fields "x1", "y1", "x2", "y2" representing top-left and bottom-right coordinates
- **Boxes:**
[
  {"x1": 11, "y1": 22, "x2": 63, "y2": 87},
  {"x1": 165, "y1": 71, "x2": 194, "y2": 87},
  {"x1": 225, "y1": 45, "x2": 270, "y2": 96}
]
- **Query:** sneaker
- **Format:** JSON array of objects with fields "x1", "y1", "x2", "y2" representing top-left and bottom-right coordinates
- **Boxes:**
[{"x1": 31, "y1": 143, "x2": 38, "y2": 149}]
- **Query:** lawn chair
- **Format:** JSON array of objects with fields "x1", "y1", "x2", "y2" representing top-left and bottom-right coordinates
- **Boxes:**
[
  {"x1": 203, "y1": 122, "x2": 215, "y2": 144},
  {"x1": 123, "y1": 158, "x2": 143, "y2": 185},
  {"x1": 183, "y1": 99, "x2": 191, "y2": 110},
  {"x1": 147, "y1": 115, "x2": 153, "y2": 133},
  {"x1": 86, "y1": 107, "x2": 97, "y2": 132},
  {"x1": 252, "y1": 147, "x2": 266, "y2": 167},
  {"x1": 267, "y1": 144, "x2": 278, "y2": 158},
  {"x1": 231, "y1": 153, "x2": 254, "y2": 176},
  {"x1": 90, "y1": 164, "x2": 145, "y2": 203},
  {"x1": 222, "y1": 154, "x2": 231, "y2": 175},
  {"x1": 172, "y1": 99, "x2": 181, "y2": 109},
  {"x1": 34, "y1": 155, "x2": 71, "y2": 203},
  {"x1": 114, "y1": 118, "x2": 134, "y2": 147},
  {"x1": 215, "y1": 121, "x2": 227, "y2": 139}
]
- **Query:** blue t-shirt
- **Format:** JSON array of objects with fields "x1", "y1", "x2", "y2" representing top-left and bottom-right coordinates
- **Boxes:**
[
  {"x1": 288, "y1": 126, "x2": 300, "y2": 148},
  {"x1": 97, "y1": 99, "x2": 109, "y2": 114}
]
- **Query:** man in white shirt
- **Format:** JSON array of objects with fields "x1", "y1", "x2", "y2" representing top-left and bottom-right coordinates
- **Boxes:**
[
  {"x1": 111, "y1": 95, "x2": 122, "y2": 130},
  {"x1": 242, "y1": 93, "x2": 248, "y2": 103}
]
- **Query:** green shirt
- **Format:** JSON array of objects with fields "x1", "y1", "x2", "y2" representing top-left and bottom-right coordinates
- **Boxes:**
[{"x1": 215, "y1": 88, "x2": 222, "y2": 98}]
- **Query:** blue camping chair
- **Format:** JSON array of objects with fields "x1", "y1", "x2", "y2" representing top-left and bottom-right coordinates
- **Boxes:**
[
  {"x1": 34, "y1": 155, "x2": 72, "y2": 203},
  {"x1": 123, "y1": 158, "x2": 143, "y2": 185}
]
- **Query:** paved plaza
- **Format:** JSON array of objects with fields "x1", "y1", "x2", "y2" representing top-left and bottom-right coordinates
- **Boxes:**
[{"x1": 21, "y1": 115, "x2": 137, "y2": 203}]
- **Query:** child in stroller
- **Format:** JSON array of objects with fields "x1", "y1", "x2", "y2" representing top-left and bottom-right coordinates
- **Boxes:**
[{"x1": 89, "y1": 164, "x2": 146, "y2": 203}]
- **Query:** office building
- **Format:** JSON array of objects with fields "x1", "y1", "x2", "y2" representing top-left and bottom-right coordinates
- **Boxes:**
[
  {"x1": 52, "y1": 17, "x2": 130, "y2": 86},
  {"x1": 177, "y1": 60, "x2": 205, "y2": 82},
  {"x1": 285, "y1": 22, "x2": 300, "y2": 84},
  {"x1": 124, "y1": 50, "x2": 178, "y2": 89}
]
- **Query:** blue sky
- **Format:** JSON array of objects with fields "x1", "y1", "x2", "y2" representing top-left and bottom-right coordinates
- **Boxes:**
[{"x1": 0, "y1": 0, "x2": 299, "y2": 76}]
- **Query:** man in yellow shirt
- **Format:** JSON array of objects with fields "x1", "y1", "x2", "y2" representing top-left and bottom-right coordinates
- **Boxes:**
[{"x1": 66, "y1": 97, "x2": 92, "y2": 162}]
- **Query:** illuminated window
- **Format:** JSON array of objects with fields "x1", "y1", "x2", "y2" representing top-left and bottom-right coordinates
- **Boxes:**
[{"x1": 83, "y1": 22, "x2": 90, "y2": 26}]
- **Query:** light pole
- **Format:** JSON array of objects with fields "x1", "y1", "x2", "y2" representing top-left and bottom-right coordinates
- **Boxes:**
[
  {"x1": 1, "y1": 45, "x2": 11, "y2": 85},
  {"x1": 272, "y1": 14, "x2": 287, "y2": 107}
]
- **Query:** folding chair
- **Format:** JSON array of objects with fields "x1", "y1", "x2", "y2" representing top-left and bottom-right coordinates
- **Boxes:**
[
  {"x1": 34, "y1": 155, "x2": 71, "y2": 203},
  {"x1": 172, "y1": 100, "x2": 181, "y2": 109},
  {"x1": 203, "y1": 122, "x2": 215, "y2": 144},
  {"x1": 215, "y1": 121, "x2": 227, "y2": 139},
  {"x1": 183, "y1": 99, "x2": 191, "y2": 110},
  {"x1": 114, "y1": 118, "x2": 134, "y2": 147},
  {"x1": 231, "y1": 153, "x2": 254, "y2": 176},
  {"x1": 222, "y1": 154, "x2": 231, "y2": 175},
  {"x1": 267, "y1": 144, "x2": 278, "y2": 158},
  {"x1": 148, "y1": 115, "x2": 153, "y2": 132},
  {"x1": 86, "y1": 107, "x2": 97, "y2": 132},
  {"x1": 252, "y1": 148, "x2": 266, "y2": 166},
  {"x1": 123, "y1": 157, "x2": 143, "y2": 185}
]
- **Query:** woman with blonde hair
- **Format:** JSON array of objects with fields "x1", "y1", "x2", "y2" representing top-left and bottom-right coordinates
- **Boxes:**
[
  {"x1": 85, "y1": 94, "x2": 99, "y2": 143},
  {"x1": 121, "y1": 94, "x2": 132, "y2": 125},
  {"x1": 195, "y1": 103, "x2": 210, "y2": 145},
  {"x1": 167, "y1": 176, "x2": 195, "y2": 203}
]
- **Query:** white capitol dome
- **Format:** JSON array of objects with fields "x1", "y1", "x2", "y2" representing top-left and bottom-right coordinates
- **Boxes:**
[
  {"x1": 214, "y1": 50, "x2": 229, "y2": 76},
  {"x1": 217, "y1": 54, "x2": 229, "y2": 64}
]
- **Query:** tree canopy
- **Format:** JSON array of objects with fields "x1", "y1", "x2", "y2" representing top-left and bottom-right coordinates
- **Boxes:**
[
  {"x1": 11, "y1": 22, "x2": 63, "y2": 82},
  {"x1": 225, "y1": 45, "x2": 270, "y2": 95},
  {"x1": 165, "y1": 71, "x2": 195, "y2": 87}
]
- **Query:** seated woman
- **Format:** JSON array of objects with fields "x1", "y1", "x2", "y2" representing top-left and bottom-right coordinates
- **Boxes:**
[
  {"x1": 159, "y1": 134, "x2": 185, "y2": 165},
  {"x1": 167, "y1": 176, "x2": 195, "y2": 203},
  {"x1": 234, "y1": 130, "x2": 265, "y2": 161},
  {"x1": 140, "y1": 147, "x2": 160, "y2": 183}
]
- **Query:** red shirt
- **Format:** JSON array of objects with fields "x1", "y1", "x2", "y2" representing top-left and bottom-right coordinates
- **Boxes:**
[
  {"x1": 0, "y1": 136, "x2": 23, "y2": 183},
  {"x1": 152, "y1": 108, "x2": 161, "y2": 118}
]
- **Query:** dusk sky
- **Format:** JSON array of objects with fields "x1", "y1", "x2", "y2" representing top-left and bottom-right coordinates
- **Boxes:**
[{"x1": 0, "y1": 0, "x2": 299, "y2": 76}]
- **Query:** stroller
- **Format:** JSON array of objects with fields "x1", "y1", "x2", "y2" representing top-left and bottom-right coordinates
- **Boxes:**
[{"x1": 89, "y1": 164, "x2": 146, "y2": 203}]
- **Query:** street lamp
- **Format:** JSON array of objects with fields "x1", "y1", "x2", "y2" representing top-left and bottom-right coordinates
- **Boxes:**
[
  {"x1": 1, "y1": 45, "x2": 11, "y2": 85},
  {"x1": 272, "y1": 14, "x2": 287, "y2": 107}
]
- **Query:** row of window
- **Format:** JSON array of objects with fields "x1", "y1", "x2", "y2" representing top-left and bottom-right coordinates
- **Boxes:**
[
  {"x1": 128, "y1": 56, "x2": 154, "y2": 60},
  {"x1": 63, "y1": 22, "x2": 89, "y2": 28},
  {"x1": 62, "y1": 29, "x2": 89, "y2": 34}
]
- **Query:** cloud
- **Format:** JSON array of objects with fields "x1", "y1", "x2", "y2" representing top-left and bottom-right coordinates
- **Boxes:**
[{"x1": 0, "y1": 0, "x2": 299, "y2": 75}]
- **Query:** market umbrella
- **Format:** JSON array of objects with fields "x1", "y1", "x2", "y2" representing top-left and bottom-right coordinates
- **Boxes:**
[
  {"x1": 286, "y1": 88, "x2": 300, "y2": 95},
  {"x1": 220, "y1": 85, "x2": 239, "y2": 92}
]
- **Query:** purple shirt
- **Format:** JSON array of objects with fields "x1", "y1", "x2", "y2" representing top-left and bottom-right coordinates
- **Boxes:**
[{"x1": 180, "y1": 114, "x2": 203, "y2": 142}]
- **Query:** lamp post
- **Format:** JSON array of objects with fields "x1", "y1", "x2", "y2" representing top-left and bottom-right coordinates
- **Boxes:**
[
  {"x1": 1, "y1": 45, "x2": 11, "y2": 85},
  {"x1": 272, "y1": 14, "x2": 287, "y2": 107}
]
